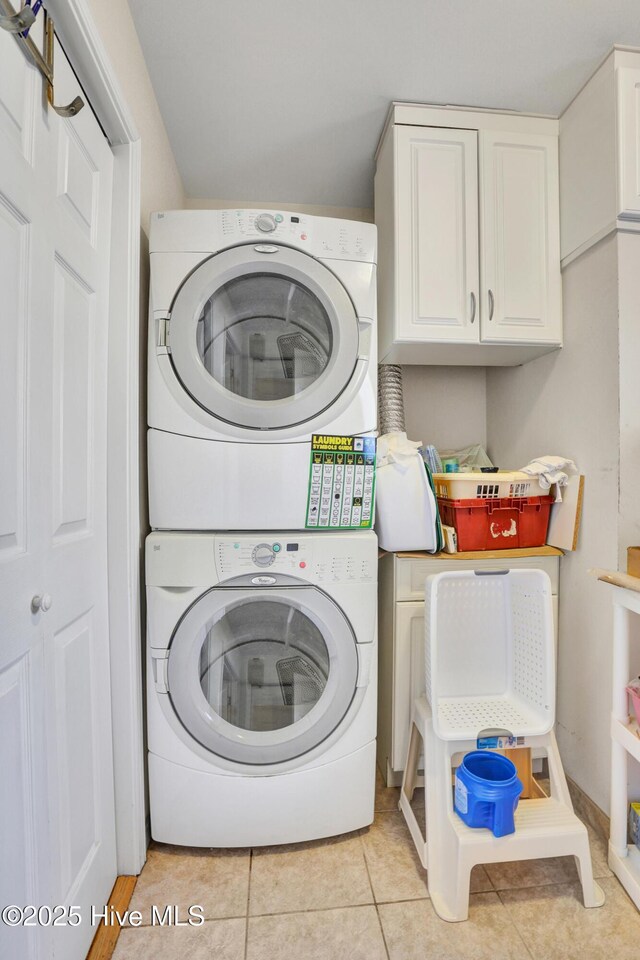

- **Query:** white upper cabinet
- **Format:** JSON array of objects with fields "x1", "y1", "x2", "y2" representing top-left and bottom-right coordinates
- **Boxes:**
[
  {"x1": 395, "y1": 126, "x2": 479, "y2": 343},
  {"x1": 617, "y1": 67, "x2": 640, "y2": 220},
  {"x1": 375, "y1": 103, "x2": 563, "y2": 366},
  {"x1": 480, "y1": 130, "x2": 562, "y2": 344},
  {"x1": 560, "y1": 49, "x2": 640, "y2": 264}
]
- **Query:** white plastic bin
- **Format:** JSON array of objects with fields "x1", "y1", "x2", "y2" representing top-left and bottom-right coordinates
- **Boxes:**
[
  {"x1": 375, "y1": 433, "x2": 438, "y2": 553},
  {"x1": 433, "y1": 472, "x2": 546, "y2": 501},
  {"x1": 424, "y1": 569, "x2": 555, "y2": 740}
]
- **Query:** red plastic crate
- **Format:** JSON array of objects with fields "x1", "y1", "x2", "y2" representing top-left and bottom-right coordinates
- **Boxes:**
[{"x1": 437, "y1": 495, "x2": 555, "y2": 552}]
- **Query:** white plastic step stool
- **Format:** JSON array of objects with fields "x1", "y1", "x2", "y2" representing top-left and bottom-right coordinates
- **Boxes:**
[{"x1": 399, "y1": 570, "x2": 605, "y2": 922}]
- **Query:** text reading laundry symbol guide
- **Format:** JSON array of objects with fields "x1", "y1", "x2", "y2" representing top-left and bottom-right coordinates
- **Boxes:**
[{"x1": 305, "y1": 435, "x2": 376, "y2": 529}]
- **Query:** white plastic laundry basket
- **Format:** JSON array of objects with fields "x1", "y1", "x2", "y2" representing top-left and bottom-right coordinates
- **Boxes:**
[{"x1": 424, "y1": 569, "x2": 555, "y2": 740}]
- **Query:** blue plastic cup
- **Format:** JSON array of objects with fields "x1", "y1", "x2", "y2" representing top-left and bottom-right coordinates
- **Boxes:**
[{"x1": 454, "y1": 751, "x2": 523, "y2": 838}]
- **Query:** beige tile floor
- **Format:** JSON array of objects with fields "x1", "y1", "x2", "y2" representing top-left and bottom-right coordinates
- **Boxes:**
[{"x1": 113, "y1": 772, "x2": 638, "y2": 960}]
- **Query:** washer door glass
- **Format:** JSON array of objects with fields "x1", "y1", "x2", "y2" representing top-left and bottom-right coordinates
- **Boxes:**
[
  {"x1": 167, "y1": 586, "x2": 359, "y2": 765},
  {"x1": 168, "y1": 244, "x2": 360, "y2": 430}
]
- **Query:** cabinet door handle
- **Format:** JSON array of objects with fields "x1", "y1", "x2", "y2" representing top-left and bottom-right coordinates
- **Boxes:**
[
  {"x1": 488, "y1": 288, "x2": 495, "y2": 321},
  {"x1": 470, "y1": 292, "x2": 476, "y2": 324}
]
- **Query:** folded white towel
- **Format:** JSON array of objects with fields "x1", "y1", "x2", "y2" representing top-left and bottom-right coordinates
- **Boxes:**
[
  {"x1": 377, "y1": 432, "x2": 423, "y2": 473},
  {"x1": 519, "y1": 456, "x2": 578, "y2": 502}
]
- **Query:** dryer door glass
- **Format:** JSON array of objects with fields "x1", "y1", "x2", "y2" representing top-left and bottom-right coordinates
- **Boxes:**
[
  {"x1": 167, "y1": 586, "x2": 360, "y2": 765},
  {"x1": 168, "y1": 244, "x2": 361, "y2": 430},
  {"x1": 197, "y1": 274, "x2": 331, "y2": 402}
]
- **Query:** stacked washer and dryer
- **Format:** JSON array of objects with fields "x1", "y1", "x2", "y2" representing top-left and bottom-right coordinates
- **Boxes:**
[{"x1": 145, "y1": 209, "x2": 379, "y2": 846}]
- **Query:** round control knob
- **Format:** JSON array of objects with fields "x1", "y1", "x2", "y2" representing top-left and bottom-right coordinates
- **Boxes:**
[
  {"x1": 252, "y1": 543, "x2": 275, "y2": 567},
  {"x1": 255, "y1": 213, "x2": 277, "y2": 233}
]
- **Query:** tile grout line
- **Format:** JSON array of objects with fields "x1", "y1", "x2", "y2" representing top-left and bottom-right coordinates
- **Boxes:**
[
  {"x1": 357, "y1": 828, "x2": 378, "y2": 904},
  {"x1": 478, "y1": 863, "x2": 498, "y2": 894},
  {"x1": 244, "y1": 849, "x2": 253, "y2": 960},
  {"x1": 358, "y1": 830, "x2": 391, "y2": 960},
  {"x1": 487, "y1": 875, "x2": 609, "y2": 895},
  {"x1": 493, "y1": 888, "x2": 539, "y2": 960},
  {"x1": 374, "y1": 903, "x2": 392, "y2": 960},
  {"x1": 246, "y1": 898, "x2": 430, "y2": 920}
]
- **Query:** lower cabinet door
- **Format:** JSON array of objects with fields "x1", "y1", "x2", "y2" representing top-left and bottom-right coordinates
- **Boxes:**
[{"x1": 392, "y1": 602, "x2": 425, "y2": 772}]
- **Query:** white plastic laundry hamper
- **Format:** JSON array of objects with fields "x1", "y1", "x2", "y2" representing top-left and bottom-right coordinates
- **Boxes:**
[
  {"x1": 399, "y1": 568, "x2": 605, "y2": 922},
  {"x1": 424, "y1": 569, "x2": 555, "y2": 740}
]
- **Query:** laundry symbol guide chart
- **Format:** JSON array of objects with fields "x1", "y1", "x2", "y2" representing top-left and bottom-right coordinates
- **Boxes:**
[{"x1": 305, "y1": 435, "x2": 376, "y2": 529}]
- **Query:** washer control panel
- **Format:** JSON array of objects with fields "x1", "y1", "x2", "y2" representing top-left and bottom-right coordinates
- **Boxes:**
[
  {"x1": 218, "y1": 538, "x2": 311, "y2": 577},
  {"x1": 215, "y1": 535, "x2": 376, "y2": 583}
]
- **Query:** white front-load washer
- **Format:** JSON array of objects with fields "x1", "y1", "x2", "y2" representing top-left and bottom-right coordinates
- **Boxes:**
[
  {"x1": 146, "y1": 530, "x2": 377, "y2": 847},
  {"x1": 147, "y1": 209, "x2": 377, "y2": 530}
]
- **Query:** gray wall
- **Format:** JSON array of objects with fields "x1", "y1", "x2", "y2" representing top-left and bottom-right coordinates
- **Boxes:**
[
  {"x1": 401, "y1": 366, "x2": 487, "y2": 451},
  {"x1": 86, "y1": 0, "x2": 185, "y2": 228},
  {"x1": 486, "y1": 234, "x2": 620, "y2": 813}
]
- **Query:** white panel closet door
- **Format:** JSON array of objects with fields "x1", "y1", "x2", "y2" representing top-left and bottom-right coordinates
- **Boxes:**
[
  {"x1": 0, "y1": 29, "x2": 116, "y2": 960},
  {"x1": 479, "y1": 130, "x2": 562, "y2": 343},
  {"x1": 0, "y1": 26, "x2": 56, "y2": 960},
  {"x1": 45, "y1": 39, "x2": 116, "y2": 960},
  {"x1": 395, "y1": 126, "x2": 480, "y2": 343}
]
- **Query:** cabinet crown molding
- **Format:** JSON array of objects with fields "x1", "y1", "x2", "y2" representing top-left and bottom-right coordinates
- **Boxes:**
[{"x1": 375, "y1": 102, "x2": 558, "y2": 162}]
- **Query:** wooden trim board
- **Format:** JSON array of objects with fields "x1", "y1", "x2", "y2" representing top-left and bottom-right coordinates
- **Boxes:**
[{"x1": 86, "y1": 875, "x2": 137, "y2": 960}]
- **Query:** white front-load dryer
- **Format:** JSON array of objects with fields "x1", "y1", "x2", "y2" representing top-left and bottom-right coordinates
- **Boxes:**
[
  {"x1": 147, "y1": 209, "x2": 377, "y2": 530},
  {"x1": 146, "y1": 530, "x2": 378, "y2": 847}
]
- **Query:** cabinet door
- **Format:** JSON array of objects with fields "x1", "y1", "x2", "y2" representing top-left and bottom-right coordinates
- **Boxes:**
[
  {"x1": 479, "y1": 130, "x2": 562, "y2": 344},
  {"x1": 395, "y1": 126, "x2": 480, "y2": 343},
  {"x1": 617, "y1": 67, "x2": 640, "y2": 220},
  {"x1": 391, "y1": 602, "x2": 425, "y2": 771}
]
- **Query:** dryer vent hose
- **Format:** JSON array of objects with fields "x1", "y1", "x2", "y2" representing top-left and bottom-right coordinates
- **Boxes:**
[{"x1": 378, "y1": 363, "x2": 405, "y2": 435}]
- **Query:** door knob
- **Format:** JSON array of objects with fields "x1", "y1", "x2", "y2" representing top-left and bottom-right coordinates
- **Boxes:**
[{"x1": 31, "y1": 593, "x2": 52, "y2": 613}]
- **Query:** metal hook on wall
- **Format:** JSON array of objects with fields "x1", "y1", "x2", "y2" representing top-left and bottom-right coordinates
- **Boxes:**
[{"x1": 0, "y1": 1, "x2": 84, "y2": 117}]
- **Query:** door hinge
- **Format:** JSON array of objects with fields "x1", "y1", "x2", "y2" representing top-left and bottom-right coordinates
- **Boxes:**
[{"x1": 157, "y1": 316, "x2": 171, "y2": 352}]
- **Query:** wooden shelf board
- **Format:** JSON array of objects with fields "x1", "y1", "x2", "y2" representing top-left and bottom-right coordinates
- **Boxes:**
[
  {"x1": 594, "y1": 568, "x2": 640, "y2": 595},
  {"x1": 388, "y1": 545, "x2": 564, "y2": 561}
]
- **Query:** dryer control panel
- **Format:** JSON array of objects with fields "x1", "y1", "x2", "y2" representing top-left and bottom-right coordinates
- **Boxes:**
[
  {"x1": 150, "y1": 209, "x2": 377, "y2": 264},
  {"x1": 218, "y1": 209, "x2": 376, "y2": 263}
]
